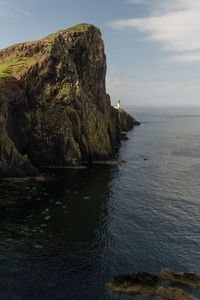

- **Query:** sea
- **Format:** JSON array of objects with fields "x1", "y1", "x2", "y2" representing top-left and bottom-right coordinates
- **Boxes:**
[{"x1": 0, "y1": 106, "x2": 200, "y2": 300}]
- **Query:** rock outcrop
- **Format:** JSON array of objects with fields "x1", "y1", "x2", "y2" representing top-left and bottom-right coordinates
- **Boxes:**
[
  {"x1": 117, "y1": 108, "x2": 140, "y2": 131},
  {"x1": 0, "y1": 24, "x2": 139, "y2": 177},
  {"x1": 157, "y1": 268, "x2": 200, "y2": 289},
  {"x1": 107, "y1": 269, "x2": 199, "y2": 300}
]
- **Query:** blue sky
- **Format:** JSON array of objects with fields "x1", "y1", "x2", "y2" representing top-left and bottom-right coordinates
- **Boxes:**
[{"x1": 1, "y1": 0, "x2": 200, "y2": 106}]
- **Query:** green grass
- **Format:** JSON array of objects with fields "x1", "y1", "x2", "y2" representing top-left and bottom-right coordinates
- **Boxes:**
[
  {"x1": 65, "y1": 23, "x2": 92, "y2": 32},
  {"x1": 0, "y1": 62, "x2": 11, "y2": 78},
  {"x1": 0, "y1": 23, "x2": 96, "y2": 79},
  {"x1": 0, "y1": 57, "x2": 35, "y2": 79},
  {"x1": 0, "y1": 24, "x2": 95, "y2": 58}
]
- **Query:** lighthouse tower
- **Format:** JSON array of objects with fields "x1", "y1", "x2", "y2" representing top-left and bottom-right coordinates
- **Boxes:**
[{"x1": 115, "y1": 100, "x2": 120, "y2": 109}]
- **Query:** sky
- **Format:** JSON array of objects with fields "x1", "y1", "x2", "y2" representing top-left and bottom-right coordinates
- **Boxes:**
[{"x1": 1, "y1": 0, "x2": 200, "y2": 106}]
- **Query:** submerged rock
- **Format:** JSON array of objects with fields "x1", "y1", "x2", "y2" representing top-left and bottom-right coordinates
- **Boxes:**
[
  {"x1": 121, "y1": 160, "x2": 127, "y2": 164},
  {"x1": 107, "y1": 269, "x2": 198, "y2": 300},
  {"x1": 0, "y1": 23, "x2": 139, "y2": 177}
]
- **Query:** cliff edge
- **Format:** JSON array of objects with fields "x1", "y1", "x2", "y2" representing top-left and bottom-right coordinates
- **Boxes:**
[{"x1": 0, "y1": 24, "x2": 139, "y2": 177}]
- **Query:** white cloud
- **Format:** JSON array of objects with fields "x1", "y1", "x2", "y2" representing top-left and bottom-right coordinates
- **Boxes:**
[
  {"x1": 112, "y1": 11, "x2": 200, "y2": 52},
  {"x1": 110, "y1": 0, "x2": 200, "y2": 62},
  {"x1": 167, "y1": 53, "x2": 200, "y2": 63}
]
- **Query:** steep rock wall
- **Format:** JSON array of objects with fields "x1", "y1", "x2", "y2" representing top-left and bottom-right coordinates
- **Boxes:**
[{"x1": 0, "y1": 24, "x2": 139, "y2": 177}]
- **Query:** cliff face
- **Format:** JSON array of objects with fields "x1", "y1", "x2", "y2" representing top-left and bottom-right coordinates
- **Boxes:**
[{"x1": 0, "y1": 24, "x2": 139, "y2": 177}]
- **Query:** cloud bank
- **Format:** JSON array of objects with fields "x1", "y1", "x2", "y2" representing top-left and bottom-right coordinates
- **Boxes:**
[
  {"x1": 110, "y1": 0, "x2": 200, "y2": 62},
  {"x1": 106, "y1": 72, "x2": 200, "y2": 106}
]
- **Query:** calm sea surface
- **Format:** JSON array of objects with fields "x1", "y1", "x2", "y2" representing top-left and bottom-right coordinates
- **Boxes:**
[{"x1": 1, "y1": 106, "x2": 200, "y2": 300}]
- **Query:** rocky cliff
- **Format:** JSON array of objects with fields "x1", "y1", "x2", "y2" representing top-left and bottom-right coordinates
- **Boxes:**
[{"x1": 0, "y1": 24, "x2": 139, "y2": 177}]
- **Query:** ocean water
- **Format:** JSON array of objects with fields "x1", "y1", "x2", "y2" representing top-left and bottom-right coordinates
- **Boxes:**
[{"x1": 0, "y1": 106, "x2": 200, "y2": 300}]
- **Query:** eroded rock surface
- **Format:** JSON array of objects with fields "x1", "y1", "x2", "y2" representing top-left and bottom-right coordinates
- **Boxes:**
[{"x1": 0, "y1": 24, "x2": 139, "y2": 177}]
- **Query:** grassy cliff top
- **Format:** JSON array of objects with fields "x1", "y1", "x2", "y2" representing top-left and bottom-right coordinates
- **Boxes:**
[
  {"x1": 0, "y1": 23, "x2": 97, "y2": 51},
  {"x1": 44, "y1": 23, "x2": 96, "y2": 41},
  {"x1": 0, "y1": 24, "x2": 99, "y2": 80},
  {"x1": 9, "y1": 23, "x2": 97, "y2": 46},
  {"x1": 0, "y1": 24, "x2": 98, "y2": 80}
]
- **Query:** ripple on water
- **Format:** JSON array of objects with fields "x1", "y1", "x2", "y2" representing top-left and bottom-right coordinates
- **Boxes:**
[{"x1": 1, "y1": 107, "x2": 200, "y2": 299}]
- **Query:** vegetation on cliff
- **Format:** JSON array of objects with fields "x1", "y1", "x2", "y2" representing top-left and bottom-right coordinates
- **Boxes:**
[{"x1": 0, "y1": 23, "x2": 139, "y2": 177}]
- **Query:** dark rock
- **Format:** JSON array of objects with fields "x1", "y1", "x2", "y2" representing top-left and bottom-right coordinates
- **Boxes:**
[
  {"x1": 116, "y1": 108, "x2": 140, "y2": 131},
  {"x1": 158, "y1": 268, "x2": 200, "y2": 288},
  {"x1": 0, "y1": 23, "x2": 139, "y2": 177},
  {"x1": 120, "y1": 131, "x2": 129, "y2": 140},
  {"x1": 13, "y1": 168, "x2": 26, "y2": 178}
]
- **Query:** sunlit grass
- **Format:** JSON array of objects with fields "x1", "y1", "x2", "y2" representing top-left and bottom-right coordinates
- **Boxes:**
[{"x1": 0, "y1": 57, "x2": 35, "y2": 79}]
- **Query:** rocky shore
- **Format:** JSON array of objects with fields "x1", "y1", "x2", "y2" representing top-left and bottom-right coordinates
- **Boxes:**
[
  {"x1": 107, "y1": 268, "x2": 200, "y2": 300},
  {"x1": 0, "y1": 23, "x2": 139, "y2": 178}
]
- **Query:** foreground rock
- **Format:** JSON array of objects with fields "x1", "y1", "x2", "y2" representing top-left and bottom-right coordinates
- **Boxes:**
[
  {"x1": 158, "y1": 268, "x2": 200, "y2": 289},
  {"x1": 0, "y1": 23, "x2": 139, "y2": 177},
  {"x1": 107, "y1": 270, "x2": 199, "y2": 300}
]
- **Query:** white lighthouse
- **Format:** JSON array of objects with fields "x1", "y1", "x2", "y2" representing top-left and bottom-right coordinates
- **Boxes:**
[{"x1": 115, "y1": 100, "x2": 120, "y2": 109}]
